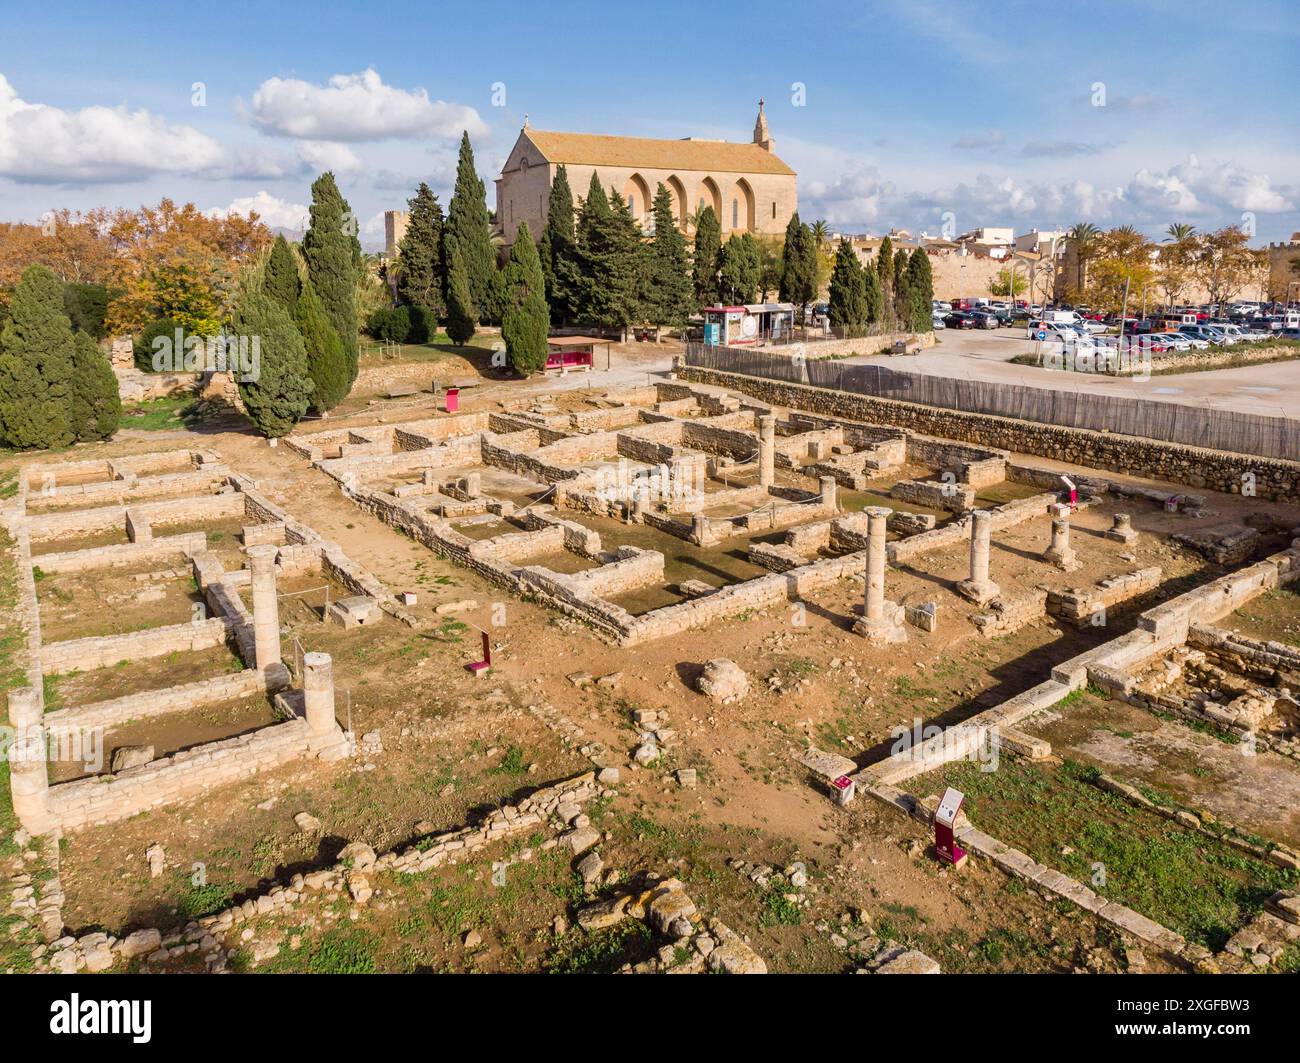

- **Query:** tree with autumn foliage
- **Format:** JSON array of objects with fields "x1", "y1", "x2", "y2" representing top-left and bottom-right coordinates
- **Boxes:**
[{"x1": 100, "y1": 199, "x2": 270, "y2": 337}]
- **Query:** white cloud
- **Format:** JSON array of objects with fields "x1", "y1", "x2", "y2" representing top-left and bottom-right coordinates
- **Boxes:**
[
  {"x1": 804, "y1": 166, "x2": 895, "y2": 225},
  {"x1": 0, "y1": 73, "x2": 300, "y2": 184},
  {"x1": 208, "y1": 191, "x2": 309, "y2": 232},
  {"x1": 248, "y1": 69, "x2": 486, "y2": 142},
  {"x1": 0, "y1": 73, "x2": 226, "y2": 183},
  {"x1": 296, "y1": 139, "x2": 362, "y2": 174}
]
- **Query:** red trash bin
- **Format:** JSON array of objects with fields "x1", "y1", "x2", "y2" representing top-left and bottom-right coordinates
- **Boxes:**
[{"x1": 444, "y1": 386, "x2": 460, "y2": 413}]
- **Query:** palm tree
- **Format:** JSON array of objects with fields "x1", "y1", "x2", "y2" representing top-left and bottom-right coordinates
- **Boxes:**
[
  {"x1": 810, "y1": 219, "x2": 830, "y2": 252},
  {"x1": 1068, "y1": 221, "x2": 1101, "y2": 294},
  {"x1": 1165, "y1": 222, "x2": 1197, "y2": 243}
]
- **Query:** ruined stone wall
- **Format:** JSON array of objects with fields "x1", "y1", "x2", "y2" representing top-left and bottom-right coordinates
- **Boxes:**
[
  {"x1": 33, "y1": 532, "x2": 207, "y2": 574},
  {"x1": 45, "y1": 670, "x2": 268, "y2": 732},
  {"x1": 42, "y1": 617, "x2": 231, "y2": 673},
  {"x1": 679, "y1": 367, "x2": 1300, "y2": 501},
  {"x1": 46, "y1": 720, "x2": 313, "y2": 832}
]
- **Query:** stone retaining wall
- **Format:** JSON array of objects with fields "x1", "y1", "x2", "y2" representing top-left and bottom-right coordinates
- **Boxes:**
[
  {"x1": 46, "y1": 719, "x2": 314, "y2": 832},
  {"x1": 679, "y1": 366, "x2": 1300, "y2": 501}
]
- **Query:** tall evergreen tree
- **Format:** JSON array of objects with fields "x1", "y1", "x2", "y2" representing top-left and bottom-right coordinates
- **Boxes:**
[
  {"x1": 905, "y1": 247, "x2": 935, "y2": 332},
  {"x1": 539, "y1": 164, "x2": 579, "y2": 323},
  {"x1": 444, "y1": 245, "x2": 478, "y2": 346},
  {"x1": 397, "y1": 182, "x2": 446, "y2": 319},
  {"x1": 893, "y1": 247, "x2": 911, "y2": 320},
  {"x1": 875, "y1": 235, "x2": 894, "y2": 314},
  {"x1": 644, "y1": 183, "x2": 694, "y2": 326},
  {"x1": 719, "y1": 233, "x2": 761, "y2": 304},
  {"x1": 827, "y1": 238, "x2": 868, "y2": 330},
  {"x1": 302, "y1": 172, "x2": 359, "y2": 386},
  {"x1": 691, "y1": 206, "x2": 722, "y2": 307},
  {"x1": 68, "y1": 331, "x2": 121, "y2": 442},
  {"x1": 779, "y1": 213, "x2": 817, "y2": 320},
  {"x1": 863, "y1": 257, "x2": 884, "y2": 323},
  {"x1": 235, "y1": 293, "x2": 313, "y2": 438},
  {"x1": 444, "y1": 132, "x2": 497, "y2": 321},
  {"x1": 296, "y1": 279, "x2": 349, "y2": 411},
  {"x1": 574, "y1": 174, "x2": 643, "y2": 332},
  {"x1": 264, "y1": 235, "x2": 301, "y2": 316},
  {"x1": 500, "y1": 222, "x2": 550, "y2": 375},
  {"x1": 0, "y1": 265, "x2": 77, "y2": 449}
]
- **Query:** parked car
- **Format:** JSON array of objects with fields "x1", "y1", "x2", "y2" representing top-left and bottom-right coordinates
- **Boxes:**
[
  {"x1": 932, "y1": 312, "x2": 947, "y2": 330},
  {"x1": 968, "y1": 311, "x2": 999, "y2": 329},
  {"x1": 1150, "y1": 332, "x2": 1192, "y2": 351},
  {"x1": 1179, "y1": 324, "x2": 1229, "y2": 345},
  {"x1": 943, "y1": 311, "x2": 977, "y2": 329}
]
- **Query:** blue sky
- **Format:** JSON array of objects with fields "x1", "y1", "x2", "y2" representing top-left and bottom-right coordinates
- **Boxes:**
[{"x1": 1, "y1": 0, "x2": 1297, "y2": 246}]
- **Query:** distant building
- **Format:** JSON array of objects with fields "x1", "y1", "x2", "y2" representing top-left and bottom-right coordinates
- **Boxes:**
[
  {"x1": 493, "y1": 102, "x2": 797, "y2": 247},
  {"x1": 1015, "y1": 229, "x2": 1066, "y2": 254},
  {"x1": 956, "y1": 227, "x2": 1015, "y2": 258}
]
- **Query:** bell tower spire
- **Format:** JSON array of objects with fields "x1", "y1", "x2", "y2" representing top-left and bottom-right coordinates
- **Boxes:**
[{"x1": 753, "y1": 98, "x2": 774, "y2": 153}]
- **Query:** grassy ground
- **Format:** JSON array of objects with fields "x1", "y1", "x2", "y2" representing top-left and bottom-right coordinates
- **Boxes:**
[
  {"x1": 119, "y1": 395, "x2": 199, "y2": 431},
  {"x1": 918, "y1": 757, "x2": 1298, "y2": 951}
]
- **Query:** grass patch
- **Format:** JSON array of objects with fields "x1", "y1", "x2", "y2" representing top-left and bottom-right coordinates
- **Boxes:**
[
  {"x1": 121, "y1": 395, "x2": 199, "y2": 431},
  {"x1": 544, "y1": 919, "x2": 653, "y2": 974},
  {"x1": 927, "y1": 757, "x2": 1298, "y2": 950}
]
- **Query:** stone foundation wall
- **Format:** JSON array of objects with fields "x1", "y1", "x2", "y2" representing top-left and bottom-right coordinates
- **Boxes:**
[
  {"x1": 679, "y1": 366, "x2": 1300, "y2": 501},
  {"x1": 41, "y1": 617, "x2": 232, "y2": 674},
  {"x1": 46, "y1": 719, "x2": 313, "y2": 832},
  {"x1": 32, "y1": 532, "x2": 207, "y2": 574},
  {"x1": 45, "y1": 669, "x2": 269, "y2": 732}
]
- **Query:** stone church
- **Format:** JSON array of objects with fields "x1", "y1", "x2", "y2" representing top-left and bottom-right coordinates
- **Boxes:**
[{"x1": 493, "y1": 102, "x2": 797, "y2": 247}]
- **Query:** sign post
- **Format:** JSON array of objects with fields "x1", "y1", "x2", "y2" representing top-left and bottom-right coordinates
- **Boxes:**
[
  {"x1": 466, "y1": 630, "x2": 491, "y2": 677},
  {"x1": 934, "y1": 786, "x2": 967, "y2": 868}
]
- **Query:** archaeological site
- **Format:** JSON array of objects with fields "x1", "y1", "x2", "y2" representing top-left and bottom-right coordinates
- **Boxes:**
[{"x1": 4, "y1": 356, "x2": 1299, "y2": 985}]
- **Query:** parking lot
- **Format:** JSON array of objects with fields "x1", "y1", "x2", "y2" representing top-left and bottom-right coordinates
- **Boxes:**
[{"x1": 848, "y1": 328, "x2": 1300, "y2": 420}]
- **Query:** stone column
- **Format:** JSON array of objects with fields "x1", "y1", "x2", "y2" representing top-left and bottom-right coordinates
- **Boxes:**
[
  {"x1": 853, "y1": 506, "x2": 906, "y2": 644},
  {"x1": 1043, "y1": 516, "x2": 1080, "y2": 571},
  {"x1": 302, "y1": 652, "x2": 348, "y2": 759},
  {"x1": 758, "y1": 415, "x2": 776, "y2": 488},
  {"x1": 303, "y1": 652, "x2": 336, "y2": 737},
  {"x1": 247, "y1": 545, "x2": 282, "y2": 675},
  {"x1": 819, "y1": 475, "x2": 838, "y2": 512},
  {"x1": 8, "y1": 687, "x2": 54, "y2": 835},
  {"x1": 957, "y1": 509, "x2": 1000, "y2": 606},
  {"x1": 691, "y1": 512, "x2": 709, "y2": 546},
  {"x1": 1106, "y1": 512, "x2": 1138, "y2": 544}
]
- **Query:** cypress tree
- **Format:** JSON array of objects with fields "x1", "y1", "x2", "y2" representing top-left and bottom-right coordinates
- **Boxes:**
[
  {"x1": 906, "y1": 247, "x2": 935, "y2": 332},
  {"x1": 235, "y1": 293, "x2": 313, "y2": 438},
  {"x1": 500, "y1": 222, "x2": 550, "y2": 376},
  {"x1": 827, "y1": 238, "x2": 868, "y2": 330},
  {"x1": 719, "y1": 233, "x2": 761, "y2": 304},
  {"x1": 397, "y1": 182, "x2": 446, "y2": 319},
  {"x1": 302, "y1": 172, "x2": 359, "y2": 385},
  {"x1": 692, "y1": 206, "x2": 722, "y2": 307},
  {"x1": 0, "y1": 265, "x2": 76, "y2": 449},
  {"x1": 893, "y1": 247, "x2": 911, "y2": 320},
  {"x1": 444, "y1": 245, "x2": 477, "y2": 346},
  {"x1": 779, "y1": 213, "x2": 817, "y2": 320},
  {"x1": 875, "y1": 235, "x2": 894, "y2": 298},
  {"x1": 264, "y1": 235, "x2": 301, "y2": 316},
  {"x1": 645, "y1": 183, "x2": 694, "y2": 326},
  {"x1": 444, "y1": 132, "x2": 496, "y2": 321},
  {"x1": 67, "y1": 331, "x2": 121, "y2": 442},
  {"x1": 296, "y1": 279, "x2": 349, "y2": 411},
  {"x1": 863, "y1": 258, "x2": 884, "y2": 323},
  {"x1": 540, "y1": 164, "x2": 579, "y2": 323},
  {"x1": 575, "y1": 177, "x2": 644, "y2": 332}
]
